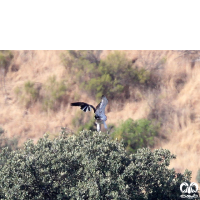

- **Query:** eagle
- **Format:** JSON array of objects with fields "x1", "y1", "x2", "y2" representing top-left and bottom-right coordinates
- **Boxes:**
[{"x1": 71, "y1": 95, "x2": 108, "y2": 132}]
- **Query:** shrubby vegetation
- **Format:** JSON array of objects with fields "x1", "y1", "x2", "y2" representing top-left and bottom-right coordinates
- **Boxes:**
[
  {"x1": 61, "y1": 50, "x2": 173, "y2": 135},
  {"x1": 61, "y1": 50, "x2": 150, "y2": 100},
  {"x1": 0, "y1": 127, "x2": 19, "y2": 153},
  {"x1": 14, "y1": 75, "x2": 67, "y2": 111},
  {"x1": 42, "y1": 75, "x2": 67, "y2": 111},
  {"x1": 14, "y1": 81, "x2": 39, "y2": 107},
  {"x1": 71, "y1": 111, "x2": 96, "y2": 132},
  {"x1": 0, "y1": 129, "x2": 191, "y2": 199},
  {"x1": 0, "y1": 50, "x2": 13, "y2": 74},
  {"x1": 111, "y1": 118, "x2": 159, "y2": 153}
]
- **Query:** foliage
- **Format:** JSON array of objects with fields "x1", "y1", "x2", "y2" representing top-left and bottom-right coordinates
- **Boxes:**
[
  {"x1": 62, "y1": 50, "x2": 150, "y2": 100},
  {"x1": 111, "y1": 118, "x2": 159, "y2": 153},
  {"x1": 0, "y1": 128, "x2": 19, "y2": 154},
  {"x1": 196, "y1": 169, "x2": 200, "y2": 183},
  {"x1": 0, "y1": 129, "x2": 191, "y2": 199},
  {"x1": 24, "y1": 81, "x2": 38, "y2": 100},
  {"x1": 0, "y1": 50, "x2": 13, "y2": 74},
  {"x1": 0, "y1": 127, "x2": 4, "y2": 135},
  {"x1": 135, "y1": 68, "x2": 150, "y2": 84},
  {"x1": 14, "y1": 81, "x2": 39, "y2": 108},
  {"x1": 71, "y1": 111, "x2": 96, "y2": 132},
  {"x1": 77, "y1": 118, "x2": 96, "y2": 132},
  {"x1": 14, "y1": 75, "x2": 67, "y2": 111},
  {"x1": 42, "y1": 75, "x2": 67, "y2": 111}
]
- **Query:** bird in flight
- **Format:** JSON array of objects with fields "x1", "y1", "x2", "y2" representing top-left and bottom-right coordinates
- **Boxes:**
[{"x1": 71, "y1": 95, "x2": 108, "y2": 132}]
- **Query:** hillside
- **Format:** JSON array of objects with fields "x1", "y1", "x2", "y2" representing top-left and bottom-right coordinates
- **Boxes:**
[{"x1": 0, "y1": 50, "x2": 200, "y2": 183}]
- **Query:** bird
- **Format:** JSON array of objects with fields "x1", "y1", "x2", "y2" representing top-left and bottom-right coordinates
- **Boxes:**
[{"x1": 70, "y1": 95, "x2": 108, "y2": 132}]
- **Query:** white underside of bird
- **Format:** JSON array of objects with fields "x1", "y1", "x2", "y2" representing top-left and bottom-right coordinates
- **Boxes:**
[
  {"x1": 71, "y1": 95, "x2": 108, "y2": 132},
  {"x1": 96, "y1": 119, "x2": 108, "y2": 131}
]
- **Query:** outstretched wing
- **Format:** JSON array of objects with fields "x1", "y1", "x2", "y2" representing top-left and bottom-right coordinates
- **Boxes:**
[
  {"x1": 70, "y1": 102, "x2": 96, "y2": 113},
  {"x1": 95, "y1": 95, "x2": 108, "y2": 119}
]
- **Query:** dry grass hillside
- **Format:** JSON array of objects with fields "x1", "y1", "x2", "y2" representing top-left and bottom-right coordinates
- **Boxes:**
[{"x1": 0, "y1": 50, "x2": 200, "y2": 183}]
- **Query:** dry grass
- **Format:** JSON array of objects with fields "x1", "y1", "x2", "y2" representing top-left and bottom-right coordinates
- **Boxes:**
[{"x1": 1, "y1": 50, "x2": 200, "y2": 183}]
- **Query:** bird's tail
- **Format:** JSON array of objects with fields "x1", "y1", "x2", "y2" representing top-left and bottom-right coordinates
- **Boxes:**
[{"x1": 103, "y1": 121, "x2": 107, "y2": 129}]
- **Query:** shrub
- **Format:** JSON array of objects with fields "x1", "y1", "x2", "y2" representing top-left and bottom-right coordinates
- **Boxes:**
[
  {"x1": 0, "y1": 128, "x2": 19, "y2": 154},
  {"x1": 71, "y1": 111, "x2": 96, "y2": 132},
  {"x1": 135, "y1": 68, "x2": 150, "y2": 84},
  {"x1": 14, "y1": 81, "x2": 39, "y2": 108},
  {"x1": 62, "y1": 50, "x2": 150, "y2": 100},
  {"x1": 24, "y1": 81, "x2": 39, "y2": 102},
  {"x1": 78, "y1": 118, "x2": 96, "y2": 132},
  {"x1": 111, "y1": 118, "x2": 159, "y2": 153},
  {"x1": 84, "y1": 74, "x2": 116, "y2": 100},
  {"x1": 0, "y1": 129, "x2": 191, "y2": 199},
  {"x1": 0, "y1": 136, "x2": 18, "y2": 153},
  {"x1": 0, "y1": 50, "x2": 13, "y2": 74},
  {"x1": 42, "y1": 75, "x2": 67, "y2": 111},
  {"x1": 0, "y1": 127, "x2": 4, "y2": 135},
  {"x1": 14, "y1": 75, "x2": 67, "y2": 111}
]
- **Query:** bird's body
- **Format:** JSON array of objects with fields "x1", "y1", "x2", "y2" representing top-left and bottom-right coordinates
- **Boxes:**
[{"x1": 71, "y1": 95, "x2": 108, "y2": 131}]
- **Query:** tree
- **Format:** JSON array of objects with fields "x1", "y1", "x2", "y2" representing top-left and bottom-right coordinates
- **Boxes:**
[{"x1": 0, "y1": 129, "x2": 191, "y2": 199}]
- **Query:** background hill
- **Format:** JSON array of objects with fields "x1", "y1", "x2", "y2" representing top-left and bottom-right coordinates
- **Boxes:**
[{"x1": 0, "y1": 50, "x2": 200, "y2": 183}]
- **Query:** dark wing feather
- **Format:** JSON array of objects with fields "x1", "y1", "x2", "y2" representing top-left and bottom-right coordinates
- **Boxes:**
[{"x1": 71, "y1": 102, "x2": 96, "y2": 113}]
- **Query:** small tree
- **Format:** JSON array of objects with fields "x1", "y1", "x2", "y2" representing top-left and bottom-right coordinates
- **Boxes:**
[{"x1": 0, "y1": 129, "x2": 191, "y2": 199}]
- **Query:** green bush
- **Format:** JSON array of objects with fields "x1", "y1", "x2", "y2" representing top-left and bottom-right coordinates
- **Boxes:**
[
  {"x1": 0, "y1": 136, "x2": 18, "y2": 154},
  {"x1": 24, "y1": 81, "x2": 38, "y2": 99},
  {"x1": 24, "y1": 81, "x2": 39, "y2": 104},
  {"x1": 0, "y1": 50, "x2": 13, "y2": 74},
  {"x1": 78, "y1": 118, "x2": 96, "y2": 132},
  {"x1": 0, "y1": 129, "x2": 191, "y2": 199},
  {"x1": 71, "y1": 111, "x2": 96, "y2": 132},
  {"x1": 14, "y1": 81, "x2": 39, "y2": 107},
  {"x1": 135, "y1": 68, "x2": 150, "y2": 84},
  {"x1": 42, "y1": 75, "x2": 67, "y2": 111},
  {"x1": 111, "y1": 118, "x2": 159, "y2": 153},
  {"x1": 0, "y1": 127, "x2": 4, "y2": 135},
  {"x1": 14, "y1": 75, "x2": 67, "y2": 111},
  {"x1": 84, "y1": 74, "x2": 116, "y2": 100},
  {"x1": 0, "y1": 128, "x2": 19, "y2": 154},
  {"x1": 62, "y1": 50, "x2": 150, "y2": 100}
]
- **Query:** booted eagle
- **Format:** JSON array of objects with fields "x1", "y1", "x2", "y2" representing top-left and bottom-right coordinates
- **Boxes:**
[{"x1": 71, "y1": 95, "x2": 108, "y2": 132}]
